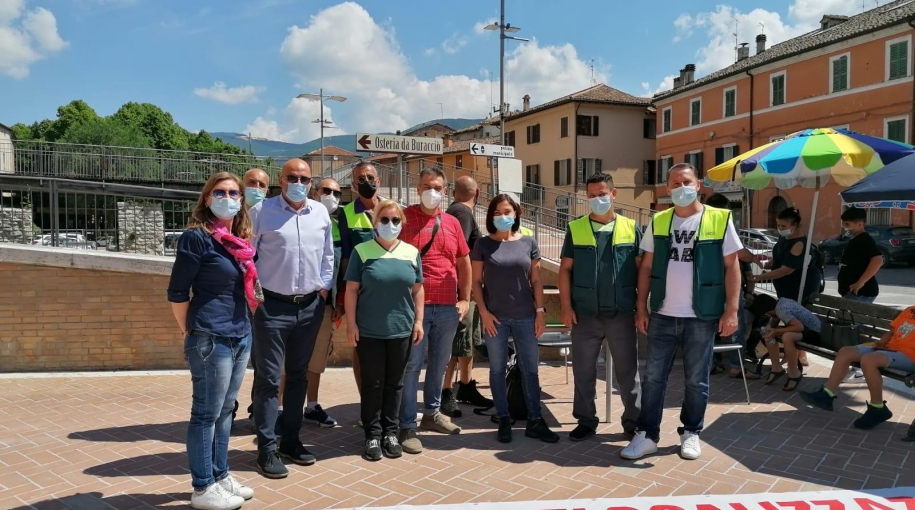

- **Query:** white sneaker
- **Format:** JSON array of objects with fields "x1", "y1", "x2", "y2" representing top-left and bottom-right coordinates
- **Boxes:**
[
  {"x1": 843, "y1": 367, "x2": 865, "y2": 383},
  {"x1": 680, "y1": 431, "x2": 702, "y2": 460},
  {"x1": 191, "y1": 482, "x2": 244, "y2": 510},
  {"x1": 217, "y1": 474, "x2": 254, "y2": 500},
  {"x1": 620, "y1": 431, "x2": 658, "y2": 460}
]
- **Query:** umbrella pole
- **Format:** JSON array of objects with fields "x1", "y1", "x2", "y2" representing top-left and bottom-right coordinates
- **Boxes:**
[{"x1": 796, "y1": 188, "x2": 820, "y2": 303}]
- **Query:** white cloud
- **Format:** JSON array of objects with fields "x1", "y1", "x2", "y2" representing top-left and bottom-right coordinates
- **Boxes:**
[
  {"x1": 423, "y1": 47, "x2": 436, "y2": 57},
  {"x1": 0, "y1": 1, "x2": 68, "y2": 79},
  {"x1": 641, "y1": 75, "x2": 677, "y2": 97},
  {"x1": 441, "y1": 33, "x2": 467, "y2": 54},
  {"x1": 246, "y1": 96, "x2": 339, "y2": 143},
  {"x1": 645, "y1": 0, "x2": 864, "y2": 93},
  {"x1": 194, "y1": 82, "x2": 265, "y2": 105},
  {"x1": 268, "y1": 1, "x2": 611, "y2": 142}
]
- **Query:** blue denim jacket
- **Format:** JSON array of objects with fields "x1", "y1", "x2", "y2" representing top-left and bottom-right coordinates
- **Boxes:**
[{"x1": 167, "y1": 228, "x2": 251, "y2": 338}]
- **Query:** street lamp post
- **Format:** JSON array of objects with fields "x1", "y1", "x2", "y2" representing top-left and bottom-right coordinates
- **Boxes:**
[
  {"x1": 297, "y1": 89, "x2": 347, "y2": 175},
  {"x1": 484, "y1": 0, "x2": 528, "y2": 195}
]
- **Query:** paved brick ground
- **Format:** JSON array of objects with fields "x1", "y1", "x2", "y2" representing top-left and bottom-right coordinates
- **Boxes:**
[{"x1": 2, "y1": 358, "x2": 915, "y2": 509}]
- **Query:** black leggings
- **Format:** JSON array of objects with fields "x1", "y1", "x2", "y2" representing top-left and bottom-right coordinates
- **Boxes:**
[{"x1": 357, "y1": 336, "x2": 412, "y2": 439}]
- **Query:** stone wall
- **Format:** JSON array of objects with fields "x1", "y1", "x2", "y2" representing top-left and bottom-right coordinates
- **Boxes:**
[
  {"x1": 117, "y1": 201, "x2": 165, "y2": 256},
  {"x1": 0, "y1": 205, "x2": 34, "y2": 244}
]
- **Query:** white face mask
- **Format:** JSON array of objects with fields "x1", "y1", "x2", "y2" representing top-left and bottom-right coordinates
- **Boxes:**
[
  {"x1": 320, "y1": 194, "x2": 339, "y2": 214},
  {"x1": 421, "y1": 189, "x2": 443, "y2": 210}
]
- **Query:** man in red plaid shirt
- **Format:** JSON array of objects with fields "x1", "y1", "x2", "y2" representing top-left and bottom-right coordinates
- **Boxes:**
[{"x1": 397, "y1": 167, "x2": 472, "y2": 455}]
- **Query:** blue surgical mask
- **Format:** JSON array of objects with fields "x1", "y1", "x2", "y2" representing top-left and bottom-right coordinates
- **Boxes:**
[
  {"x1": 778, "y1": 227, "x2": 795, "y2": 237},
  {"x1": 376, "y1": 222, "x2": 402, "y2": 241},
  {"x1": 210, "y1": 197, "x2": 241, "y2": 220},
  {"x1": 493, "y1": 214, "x2": 515, "y2": 232},
  {"x1": 245, "y1": 187, "x2": 266, "y2": 206},
  {"x1": 285, "y1": 182, "x2": 310, "y2": 203},
  {"x1": 671, "y1": 186, "x2": 699, "y2": 207},
  {"x1": 588, "y1": 196, "x2": 612, "y2": 216}
]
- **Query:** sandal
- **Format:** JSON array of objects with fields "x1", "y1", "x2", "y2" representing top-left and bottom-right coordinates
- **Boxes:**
[
  {"x1": 783, "y1": 374, "x2": 803, "y2": 392},
  {"x1": 765, "y1": 370, "x2": 786, "y2": 386}
]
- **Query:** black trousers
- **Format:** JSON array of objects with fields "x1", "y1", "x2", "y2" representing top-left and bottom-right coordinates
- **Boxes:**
[
  {"x1": 252, "y1": 293, "x2": 325, "y2": 452},
  {"x1": 357, "y1": 336, "x2": 412, "y2": 440}
]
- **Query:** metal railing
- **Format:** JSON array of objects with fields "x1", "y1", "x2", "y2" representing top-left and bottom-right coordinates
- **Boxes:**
[
  {"x1": 8, "y1": 140, "x2": 283, "y2": 186},
  {"x1": 0, "y1": 175, "x2": 197, "y2": 256}
]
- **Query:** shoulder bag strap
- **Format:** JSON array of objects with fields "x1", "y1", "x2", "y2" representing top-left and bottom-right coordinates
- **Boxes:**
[{"x1": 420, "y1": 214, "x2": 441, "y2": 257}]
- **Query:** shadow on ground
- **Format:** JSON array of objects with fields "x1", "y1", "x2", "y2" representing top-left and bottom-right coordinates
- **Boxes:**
[{"x1": 8, "y1": 492, "x2": 190, "y2": 510}]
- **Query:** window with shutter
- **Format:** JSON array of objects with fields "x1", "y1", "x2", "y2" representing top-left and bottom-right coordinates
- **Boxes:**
[
  {"x1": 577, "y1": 159, "x2": 584, "y2": 185},
  {"x1": 723, "y1": 89, "x2": 736, "y2": 117},
  {"x1": 715, "y1": 148, "x2": 725, "y2": 166},
  {"x1": 643, "y1": 118, "x2": 656, "y2": 139},
  {"x1": 662, "y1": 108, "x2": 671, "y2": 133},
  {"x1": 832, "y1": 55, "x2": 848, "y2": 92},
  {"x1": 566, "y1": 158, "x2": 572, "y2": 185},
  {"x1": 596, "y1": 159, "x2": 602, "y2": 173},
  {"x1": 890, "y1": 41, "x2": 909, "y2": 80},
  {"x1": 887, "y1": 119, "x2": 907, "y2": 143},
  {"x1": 644, "y1": 160, "x2": 657, "y2": 185},
  {"x1": 593, "y1": 116, "x2": 599, "y2": 137},
  {"x1": 560, "y1": 117, "x2": 569, "y2": 138},
  {"x1": 771, "y1": 73, "x2": 786, "y2": 106},
  {"x1": 554, "y1": 160, "x2": 560, "y2": 185},
  {"x1": 505, "y1": 131, "x2": 515, "y2": 147},
  {"x1": 576, "y1": 115, "x2": 598, "y2": 136},
  {"x1": 690, "y1": 99, "x2": 701, "y2": 126}
]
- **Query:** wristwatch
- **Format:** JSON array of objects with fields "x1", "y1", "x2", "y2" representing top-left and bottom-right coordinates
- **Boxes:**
[{"x1": 536, "y1": 307, "x2": 546, "y2": 313}]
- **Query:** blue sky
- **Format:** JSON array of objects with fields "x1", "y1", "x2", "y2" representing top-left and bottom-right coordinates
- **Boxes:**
[{"x1": 0, "y1": 0, "x2": 867, "y2": 143}]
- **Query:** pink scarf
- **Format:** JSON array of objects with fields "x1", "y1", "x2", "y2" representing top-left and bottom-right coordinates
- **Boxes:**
[{"x1": 211, "y1": 222, "x2": 264, "y2": 310}]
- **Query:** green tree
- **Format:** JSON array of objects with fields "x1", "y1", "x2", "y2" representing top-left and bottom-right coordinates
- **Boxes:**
[
  {"x1": 51, "y1": 100, "x2": 100, "y2": 141},
  {"x1": 60, "y1": 117, "x2": 151, "y2": 147},
  {"x1": 10, "y1": 123, "x2": 32, "y2": 140},
  {"x1": 112, "y1": 102, "x2": 190, "y2": 151}
]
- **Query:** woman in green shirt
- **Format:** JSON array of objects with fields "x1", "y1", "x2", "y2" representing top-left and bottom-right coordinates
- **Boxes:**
[{"x1": 344, "y1": 199, "x2": 425, "y2": 462}]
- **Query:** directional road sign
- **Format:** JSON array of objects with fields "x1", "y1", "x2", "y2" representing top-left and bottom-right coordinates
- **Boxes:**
[
  {"x1": 469, "y1": 143, "x2": 515, "y2": 158},
  {"x1": 356, "y1": 133, "x2": 443, "y2": 155}
]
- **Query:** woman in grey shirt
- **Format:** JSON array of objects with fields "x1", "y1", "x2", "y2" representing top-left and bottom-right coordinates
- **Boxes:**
[
  {"x1": 471, "y1": 194, "x2": 558, "y2": 444},
  {"x1": 762, "y1": 297, "x2": 822, "y2": 391}
]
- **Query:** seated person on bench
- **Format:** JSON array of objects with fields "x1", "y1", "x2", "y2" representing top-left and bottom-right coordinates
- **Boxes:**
[
  {"x1": 800, "y1": 305, "x2": 915, "y2": 430},
  {"x1": 763, "y1": 298, "x2": 821, "y2": 391}
]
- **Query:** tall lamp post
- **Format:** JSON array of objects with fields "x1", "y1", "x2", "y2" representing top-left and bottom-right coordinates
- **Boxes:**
[
  {"x1": 297, "y1": 89, "x2": 347, "y2": 175},
  {"x1": 484, "y1": 0, "x2": 528, "y2": 194}
]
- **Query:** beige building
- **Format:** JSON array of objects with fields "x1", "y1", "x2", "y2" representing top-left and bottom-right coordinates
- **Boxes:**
[
  {"x1": 301, "y1": 145, "x2": 361, "y2": 176},
  {"x1": 503, "y1": 84, "x2": 656, "y2": 212},
  {"x1": 0, "y1": 122, "x2": 12, "y2": 175},
  {"x1": 452, "y1": 117, "x2": 501, "y2": 141}
]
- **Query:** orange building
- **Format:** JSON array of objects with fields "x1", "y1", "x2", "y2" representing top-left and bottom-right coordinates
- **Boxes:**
[{"x1": 652, "y1": 2, "x2": 915, "y2": 241}]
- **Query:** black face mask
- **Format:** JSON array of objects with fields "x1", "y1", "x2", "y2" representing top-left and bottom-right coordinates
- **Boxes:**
[{"x1": 357, "y1": 180, "x2": 377, "y2": 199}]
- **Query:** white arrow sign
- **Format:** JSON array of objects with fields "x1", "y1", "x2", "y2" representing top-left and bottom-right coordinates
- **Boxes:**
[{"x1": 469, "y1": 143, "x2": 515, "y2": 158}]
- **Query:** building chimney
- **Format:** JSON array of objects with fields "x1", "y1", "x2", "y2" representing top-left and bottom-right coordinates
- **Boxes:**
[
  {"x1": 679, "y1": 67, "x2": 687, "y2": 85},
  {"x1": 673, "y1": 76, "x2": 682, "y2": 89},
  {"x1": 737, "y1": 43, "x2": 750, "y2": 61},
  {"x1": 756, "y1": 34, "x2": 767, "y2": 55},
  {"x1": 522, "y1": 94, "x2": 531, "y2": 112},
  {"x1": 684, "y1": 64, "x2": 696, "y2": 85}
]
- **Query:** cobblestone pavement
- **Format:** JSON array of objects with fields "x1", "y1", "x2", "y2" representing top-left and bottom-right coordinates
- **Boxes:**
[{"x1": 2, "y1": 358, "x2": 915, "y2": 509}]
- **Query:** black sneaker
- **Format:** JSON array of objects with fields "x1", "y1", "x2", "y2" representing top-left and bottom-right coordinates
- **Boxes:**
[
  {"x1": 278, "y1": 441, "x2": 316, "y2": 466},
  {"x1": 799, "y1": 387, "x2": 836, "y2": 412},
  {"x1": 456, "y1": 380, "x2": 494, "y2": 408},
  {"x1": 363, "y1": 438, "x2": 382, "y2": 461},
  {"x1": 853, "y1": 401, "x2": 893, "y2": 430},
  {"x1": 497, "y1": 416, "x2": 513, "y2": 443},
  {"x1": 569, "y1": 424, "x2": 595, "y2": 442},
  {"x1": 525, "y1": 418, "x2": 560, "y2": 443},
  {"x1": 382, "y1": 434, "x2": 403, "y2": 458},
  {"x1": 441, "y1": 388, "x2": 462, "y2": 418},
  {"x1": 304, "y1": 405, "x2": 338, "y2": 428},
  {"x1": 256, "y1": 451, "x2": 288, "y2": 479}
]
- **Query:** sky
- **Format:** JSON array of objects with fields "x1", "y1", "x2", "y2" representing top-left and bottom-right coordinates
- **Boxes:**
[{"x1": 0, "y1": 0, "x2": 873, "y2": 144}]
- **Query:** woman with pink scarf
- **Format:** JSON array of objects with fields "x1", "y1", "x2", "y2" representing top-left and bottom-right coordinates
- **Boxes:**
[{"x1": 168, "y1": 172, "x2": 263, "y2": 510}]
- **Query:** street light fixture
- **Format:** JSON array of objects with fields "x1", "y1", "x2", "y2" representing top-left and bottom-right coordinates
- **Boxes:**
[
  {"x1": 483, "y1": 0, "x2": 529, "y2": 194},
  {"x1": 297, "y1": 89, "x2": 347, "y2": 174}
]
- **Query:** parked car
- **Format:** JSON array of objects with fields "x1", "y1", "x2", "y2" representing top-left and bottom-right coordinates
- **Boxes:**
[
  {"x1": 739, "y1": 229, "x2": 776, "y2": 268},
  {"x1": 818, "y1": 225, "x2": 915, "y2": 266}
]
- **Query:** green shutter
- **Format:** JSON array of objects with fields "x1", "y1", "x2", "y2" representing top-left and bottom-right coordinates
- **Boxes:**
[
  {"x1": 833, "y1": 56, "x2": 848, "y2": 92},
  {"x1": 888, "y1": 120, "x2": 906, "y2": 143},
  {"x1": 772, "y1": 76, "x2": 785, "y2": 106},
  {"x1": 890, "y1": 42, "x2": 908, "y2": 80},
  {"x1": 725, "y1": 90, "x2": 735, "y2": 117}
]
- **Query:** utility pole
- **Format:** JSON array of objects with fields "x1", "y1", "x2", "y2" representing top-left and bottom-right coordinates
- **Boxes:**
[{"x1": 297, "y1": 89, "x2": 347, "y2": 175}]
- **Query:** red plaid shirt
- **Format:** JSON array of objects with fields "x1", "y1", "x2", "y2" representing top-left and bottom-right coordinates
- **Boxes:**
[{"x1": 400, "y1": 205, "x2": 470, "y2": 305}]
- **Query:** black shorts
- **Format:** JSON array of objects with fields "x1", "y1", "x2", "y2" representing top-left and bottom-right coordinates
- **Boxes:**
[{"x1": 801, "y1": 329, "x2": 820, "y2": 345}]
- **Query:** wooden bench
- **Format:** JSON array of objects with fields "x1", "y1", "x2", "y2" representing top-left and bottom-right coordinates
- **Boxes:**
[{"x1": 796, "y1": 294, "x2": 914, "y2": 387}]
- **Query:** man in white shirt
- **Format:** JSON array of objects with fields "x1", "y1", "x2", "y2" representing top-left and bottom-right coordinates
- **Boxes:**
[
  {"x1": 248, "y1": 158, "x2": 334, "y2": 479},
  {"x1": 621, "y1": 163, "x2": 741, "y2": 462}
]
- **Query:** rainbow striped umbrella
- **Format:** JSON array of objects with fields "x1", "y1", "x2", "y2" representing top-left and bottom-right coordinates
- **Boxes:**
[{"x1": 707, "y1": 128, "x2": 915, "y2": 189}]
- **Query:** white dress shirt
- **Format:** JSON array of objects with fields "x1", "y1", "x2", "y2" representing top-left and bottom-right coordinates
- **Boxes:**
[{"x1": 250, "y1": 195, "x2": 334, "y2": 296}]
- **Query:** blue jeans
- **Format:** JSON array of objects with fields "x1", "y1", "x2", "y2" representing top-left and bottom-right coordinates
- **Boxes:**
[
  {"x1": 185, "y1": 330, "x2": 251, "y2": 491},
  {"x1": 844, "y1": 293, "x2": 876, "y2": 304},
  {"x1": 636, "y1": 313, "x2": 717, "y2": 443},
  {"x1": 400, "y1": 304, "x2": 460, "y2": 429},
  {"x1": 484, "y1": 316, "x2": 542, "y2": 420}
]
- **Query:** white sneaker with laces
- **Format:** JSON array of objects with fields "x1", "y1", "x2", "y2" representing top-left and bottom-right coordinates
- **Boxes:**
[
  {"x1": 191, "y1": 482, "x2": 244, "y2": 510},
  {"x1": 680, "y1": 431, "x2": 702, "y2": 460},
  {"x1": 217, "y1": 473, "x2": 254, "y2": 500},
  {"x1": 620, "y1": 431, "x2": 658, "y2": 460}
]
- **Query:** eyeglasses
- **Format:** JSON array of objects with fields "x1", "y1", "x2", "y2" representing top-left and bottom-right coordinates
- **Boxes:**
[
  {"x1": 320, "y1": 187, "x2": 342, "y2": 198},
  {"x1": 356, "y1": 175, "x2": 377, "y2": 184},
  {"x1": 379, "y1": 217, "x2": 402, "y2": 226},
  {"x1": 212, "y1": 189, "x2": 241, "y2": 199},
  {"x1": 284, "y1": 175, "x2": 313, "y2": 185}
]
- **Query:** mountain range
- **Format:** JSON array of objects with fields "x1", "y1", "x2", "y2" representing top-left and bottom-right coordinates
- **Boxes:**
[{"x1": 213, "y1": 118, "x2": 483, "y2": 158}]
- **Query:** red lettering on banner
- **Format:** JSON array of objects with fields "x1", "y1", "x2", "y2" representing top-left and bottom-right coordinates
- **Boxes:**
[
  {"x1": 731, "y1": 503, "x2": 751, "y2": 510},
  {"x1": 777, "y1": 502, "x2": 811, "y2": 510},
  {"x1": 888, "y1": 498, "x2": 915, "y2": 510},
  {"x1": 855, "y1": 498, "x2": 898, "y2": 510},
  {"x1": 811, "y1": 500, "x2": 845, "y2": 510}
]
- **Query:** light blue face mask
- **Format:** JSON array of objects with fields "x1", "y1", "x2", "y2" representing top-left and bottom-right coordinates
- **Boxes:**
[
  {"x1": 493, "y1": 214, "x2": 515, "y2": 232},
  {"x1": 245, "y1": 187, "x2": 266, "y2": 206},
  {"x1": 209, "y1": 197, "x2": 241, "y2": 220},
  {"x1": 588, "y1": 196, "x2": 612, "y2": 215},
  {"x1": 778, "y1": 227, "x2": 795, "y2": 237},
  {"x1": 671, "y1": 186, "x2": 699, "y2": 207},
  {"x1": 285, "y1": 183, "x2": 310, "y2": 203},
  {"x1": 376, "y1": 222, "x2": 402, "y2": 241}
]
